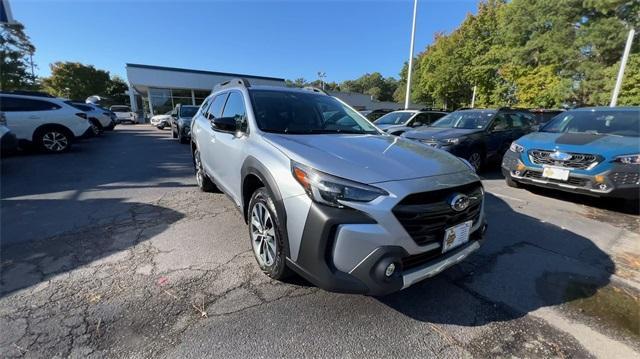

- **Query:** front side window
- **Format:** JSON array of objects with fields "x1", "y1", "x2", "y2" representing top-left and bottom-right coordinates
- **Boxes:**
[
  {"x1": 375, "y1": 112, "x2": 413, "y2": 125},
  {"x1": 208, "y1": 94, "x2": 228, "y2": 119},
  {"x1": 432, "y1": 111, "x2": 495, "y2": 129},
  {"x1": 222, "y1": 92, "x2": 246, "y2": 119},
  {"x1": 541, "y1": 110, "x2": 639, "y2": 137},
  {"x1": 249, "y1": 90, "x2": 378, "y2": 134},
  {"x1": 0, "y1": 96, "x2": 61, "y2": 112}
]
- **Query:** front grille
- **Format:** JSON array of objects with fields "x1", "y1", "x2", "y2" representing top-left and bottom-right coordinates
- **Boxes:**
[
  {"x1": 529, "y1": 150, "x2": 598, "y2": 169},
  {"x1": 523, "y1": 170, "x2": 588, "y2": 187},
  {"x1": 611, "y1": 172, "x2": 640, "y2": 185},
  {"x1": 392, "y1": 182, "x2": 483, "y2": 246}
]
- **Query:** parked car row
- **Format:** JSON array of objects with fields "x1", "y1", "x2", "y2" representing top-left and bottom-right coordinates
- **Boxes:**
[
  {"x1": 155, "y1": 78, "x2": 638, "y2": 296},
  {"x1": 0, "y1": 91, "x2": 131, "y2": 154}
]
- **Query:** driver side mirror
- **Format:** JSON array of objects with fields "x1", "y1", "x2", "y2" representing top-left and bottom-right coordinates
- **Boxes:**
[{"x1": 211, "y1": 116, "x2": 237, "y2": 132}]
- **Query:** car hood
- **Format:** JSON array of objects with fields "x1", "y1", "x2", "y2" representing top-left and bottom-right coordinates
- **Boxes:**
[
  {"x1": 517, "y1": 132, "x2": 640, "y2": 157},
  {"x1": 403, "y1": 127, "x2": 482, "y2": 141},
  {"x1": 262, "y1": 133, "x2": 470, "y2": 184}
]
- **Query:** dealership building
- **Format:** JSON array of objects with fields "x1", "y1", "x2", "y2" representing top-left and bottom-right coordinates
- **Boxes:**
[{"x1": 125, "y1": 63, "x2": 405, "y2": 118}]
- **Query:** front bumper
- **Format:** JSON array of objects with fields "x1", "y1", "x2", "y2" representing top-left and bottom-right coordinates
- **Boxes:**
[
  {"x1": 287, "y1": 174, "x2": 487, "y2": 296},
  {"x1": 502, "y1": 150, "x2": 640, "y2": 199}
]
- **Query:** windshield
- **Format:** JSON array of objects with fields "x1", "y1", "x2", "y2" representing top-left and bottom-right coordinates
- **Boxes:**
[
  {"x1": 249, "y1": 90, "x2": 379, "y2": 135},
  {"x1": 111, "y1": 106, "x2": 131, "y2": 112},
  {"x1": 541, "y1": 109, "x2": 639, "y2": 137},
  {"x1": 179, "y1": 106, "x2": 198, "y2": 118},
  {"x1": 431, "y1": 111, "x2": 495, "y2": 129},
  {"x1": 375, "y1": 112, "x2": 413, "y2": 125}
]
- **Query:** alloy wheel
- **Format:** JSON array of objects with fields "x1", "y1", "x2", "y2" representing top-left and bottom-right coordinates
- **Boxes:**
[
  {"x1": 42, "y1": 131, "x2": 69, "y2": 152},
  {"x1": 250, "y1": 202, "x2": 277, "y2": 267},
  {"x1": 194, "y1": 150, "x2": 204, "y2": 188}
]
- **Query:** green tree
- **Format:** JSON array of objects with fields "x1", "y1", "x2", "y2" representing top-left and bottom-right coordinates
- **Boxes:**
[
  {"x1": 105, "y1": 75, "x2": 129, "y2": 105},
  {"x1": 43, "y1": 62, "x2": 111, "y2": 100},
  {"x1": 0, "y1": 22, "x2": 37, "y2": 91}
]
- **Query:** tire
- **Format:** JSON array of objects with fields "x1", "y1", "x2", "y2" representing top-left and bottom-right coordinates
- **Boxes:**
[
  {"x1": 248, "y1": 188, "x2": 291, "y2": 280},
  {"x1": 178, "y1": 129, "x2": 189, "y2": 144},
  {"x1": 193, "y1": 148, "x2": 217, "y2": 192},
  {"x1": 505, "y1": 176, "x2": 520, "y2": 188},
  {"x1": 467, "y1": 150, "x2": 483, "y2": 172},
  {"x1": 172, "y1": 126, "x2": 178, "y2": 138},
  {"x1": 157, "y1": 124, "x2": 165, "y2": 130},
  {"x1": 35, "y1": 127, "x2": 72, "y2": 153},
  {"x1": 89, "y1": 119, "x2": 102, "y2": 136}
]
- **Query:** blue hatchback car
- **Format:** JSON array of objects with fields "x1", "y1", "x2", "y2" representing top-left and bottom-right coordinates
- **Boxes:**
[{"x1": 502, "y1": 107, "x2": 640, "y2": 199}]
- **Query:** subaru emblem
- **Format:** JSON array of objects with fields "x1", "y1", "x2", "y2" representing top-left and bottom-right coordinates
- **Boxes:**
[
  {"x1": 549, "y1": 151, "x2": 572, "y2": 161},
  {"x1": 449, "y1": 193, "x2": 470, "y2": 212}
]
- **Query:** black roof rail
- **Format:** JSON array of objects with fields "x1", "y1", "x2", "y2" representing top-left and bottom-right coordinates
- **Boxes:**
[
  {"x1": 0, "y1": 90, "x2": 55, "y2": 98},
  {"x1": 214, "y1": 78, "x2": 251, "y2": 90},
  {"x1": 420, "y1": 107, "x2": 448, "y2": 112},
  {"x1": 302, "y1": 86, "x2": 329, "y2": 95}
]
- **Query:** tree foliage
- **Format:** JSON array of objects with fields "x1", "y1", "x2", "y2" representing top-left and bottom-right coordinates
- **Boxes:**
[
  {"x1": 285, "y1": 72, "x2": 398, "y2": 101},
  {"x1": 402, "y1": 0, "x2": 639, "y2": 108},
  {"x1": 42, "y1": 62, "x2": 112, "y2": 100},
  {"x1": 1, "y1": 22, "x2": 38, "y2": 91}
]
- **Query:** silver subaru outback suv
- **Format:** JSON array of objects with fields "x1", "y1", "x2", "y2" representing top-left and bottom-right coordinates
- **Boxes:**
[{"x1": 191, "y1": 79, "x2": 487, "y2": 295}]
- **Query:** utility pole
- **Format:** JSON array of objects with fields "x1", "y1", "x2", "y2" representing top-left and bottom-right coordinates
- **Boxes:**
[
  {"x1": 610, "y1": 28, "x2": 635, "y2": 107},
  {"x1": 471, "y1": 85, "x2": 477, "y2": 108},
  {"x1": 404, "y1": 0, "x2": 418, "y2": 110}
]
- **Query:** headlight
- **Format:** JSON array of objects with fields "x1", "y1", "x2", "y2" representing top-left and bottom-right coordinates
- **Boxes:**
[
  {"x1": 291, "y1": 161, "x2": 388, "y2": 208},
  {"x1": 615, "y1": 154, "x2": 640, "y2": 164},
  {"x1": 441, "y1": 138, "x2": 459, "y2": 145},
  {"x1": 509, "y1": 142, "x2": 524, "y2": 153}
]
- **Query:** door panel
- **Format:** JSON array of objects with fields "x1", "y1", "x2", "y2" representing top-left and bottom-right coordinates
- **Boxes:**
[
  {"x1": 210, "y1": 91, "x2": 248, "y2": 202},
  {"x1": 485, "y1": 114, "x2": 509, "y2": 158},
  {"x1": 200, "y1": 93, "x2": 229, "y2": 180}
]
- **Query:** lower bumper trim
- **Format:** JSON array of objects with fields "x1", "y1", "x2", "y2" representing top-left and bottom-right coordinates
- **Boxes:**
[{"x1": 402, "y1": 241, "x2": 480, "y2": 289}]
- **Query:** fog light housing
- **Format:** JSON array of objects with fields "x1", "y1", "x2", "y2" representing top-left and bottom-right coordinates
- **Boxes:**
[
  {"x1": 385, "y1": 263, "x2": 396, "y2": 277},
  {"x1": 594, "y1": 175, "x2": 605, "y2": 183},
  {"x1": 516, "y1": 163, "x2": 526, "y2": 171}
]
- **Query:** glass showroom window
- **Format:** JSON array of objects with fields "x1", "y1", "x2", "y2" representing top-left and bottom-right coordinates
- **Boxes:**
[
  {"x1": 149, "y1": 88, "x2": 173, "y2": 115},
  {"x1": 194, "y1": 90, "x2": 211, "y2": 105},
  {"x1": 172, "y1": 88, "x2": 193, "y2": 107}
]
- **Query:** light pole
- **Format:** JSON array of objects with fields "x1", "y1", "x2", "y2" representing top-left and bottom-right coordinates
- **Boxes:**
[
  {"x1": 404, "y1": 0, "x2": 418, "y2": 110},
  {"x1": 471, "y1": 85, "x2": 477, "y2": 108},
  {"x1": 317, "y1": 71, "x2": 326, "y2": 90},
  {"x1": 610, "y1": 28, "x2": 635, "y2": 107}
]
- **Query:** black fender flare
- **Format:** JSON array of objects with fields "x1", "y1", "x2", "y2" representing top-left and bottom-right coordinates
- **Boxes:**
[{"x1": 241, "y1": 156, "x2": 289, "y2": 256}]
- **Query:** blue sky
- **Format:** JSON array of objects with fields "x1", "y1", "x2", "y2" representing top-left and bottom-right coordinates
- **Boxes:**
[{"x1": 13, "y1": 0, "x2": 479, "y2": 82}]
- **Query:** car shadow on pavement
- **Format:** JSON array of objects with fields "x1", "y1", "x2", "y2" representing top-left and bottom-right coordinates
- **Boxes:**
[
  {"x1": 0, "y1": 197, "x2": 184, "y2": 299},
  {"x1": 483, "y1": 169, "x2": 639, "y2": 215},
  {"x1": 378, "y1": 193, "x2": 615, "y2": 326}
]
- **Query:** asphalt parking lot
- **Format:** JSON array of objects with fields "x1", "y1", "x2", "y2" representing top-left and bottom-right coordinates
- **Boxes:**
[{"x1": 1, "y1": 125, "x2": 639, "y2": 358}]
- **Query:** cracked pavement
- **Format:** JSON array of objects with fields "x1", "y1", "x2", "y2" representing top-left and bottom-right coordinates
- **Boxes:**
[{"x1": 1, "y1": 126, "x2": 638, "y2": 358}]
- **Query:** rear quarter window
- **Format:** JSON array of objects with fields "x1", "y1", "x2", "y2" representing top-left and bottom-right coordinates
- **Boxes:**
[{"x1": 0, "y1": 96, "x2": 61, "y2": 112}]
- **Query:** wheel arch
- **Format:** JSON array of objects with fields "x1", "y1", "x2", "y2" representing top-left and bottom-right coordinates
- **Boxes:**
[
  {"x1": 241, "y1": 156, "x2": 289, "y2": 256},
  {"x1": 32, "y1": 123, "x2": 74, "y2": 143}
]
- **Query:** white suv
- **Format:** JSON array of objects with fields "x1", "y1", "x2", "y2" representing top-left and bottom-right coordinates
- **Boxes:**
[
  {"x1": 0, "y1": 93, "x2": 92, "y2": 153},
  {"x1": 191, "y1": 79, "x2": 486, "y2": 295},
  {"x1": 110, "y1": 105, "x2": 137, "y2": 124}
]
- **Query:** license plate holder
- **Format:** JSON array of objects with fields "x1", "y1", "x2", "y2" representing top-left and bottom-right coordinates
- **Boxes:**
[
  {"x1": 542, "y1": 166, "x2": 570, "y2": 181},
  {"x1": 442, "y1": 220, "x2": 473, "y2": 253}
]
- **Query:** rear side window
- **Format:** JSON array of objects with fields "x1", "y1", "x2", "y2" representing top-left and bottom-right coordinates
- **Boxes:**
[
  {"x1": 0, "y1": 96, "x2": 61, "y2": 112},
  {"x1": 208, "y1": 94, "x2": 228, "y2": 119}
]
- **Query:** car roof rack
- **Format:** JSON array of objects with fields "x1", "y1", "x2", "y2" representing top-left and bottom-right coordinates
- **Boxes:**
[
  {"x1": 420, "y1": 107, "x2": 448, "y2": 112},
  {"x1": 214, "y1": 78, "x2": 251, "y2": 90},
  {"x1": 0, "y1": 90, "x2": 55, "y2": 98},
  {"x1": 302, "y1": 86, "x2": 329, "y2": 95}
]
